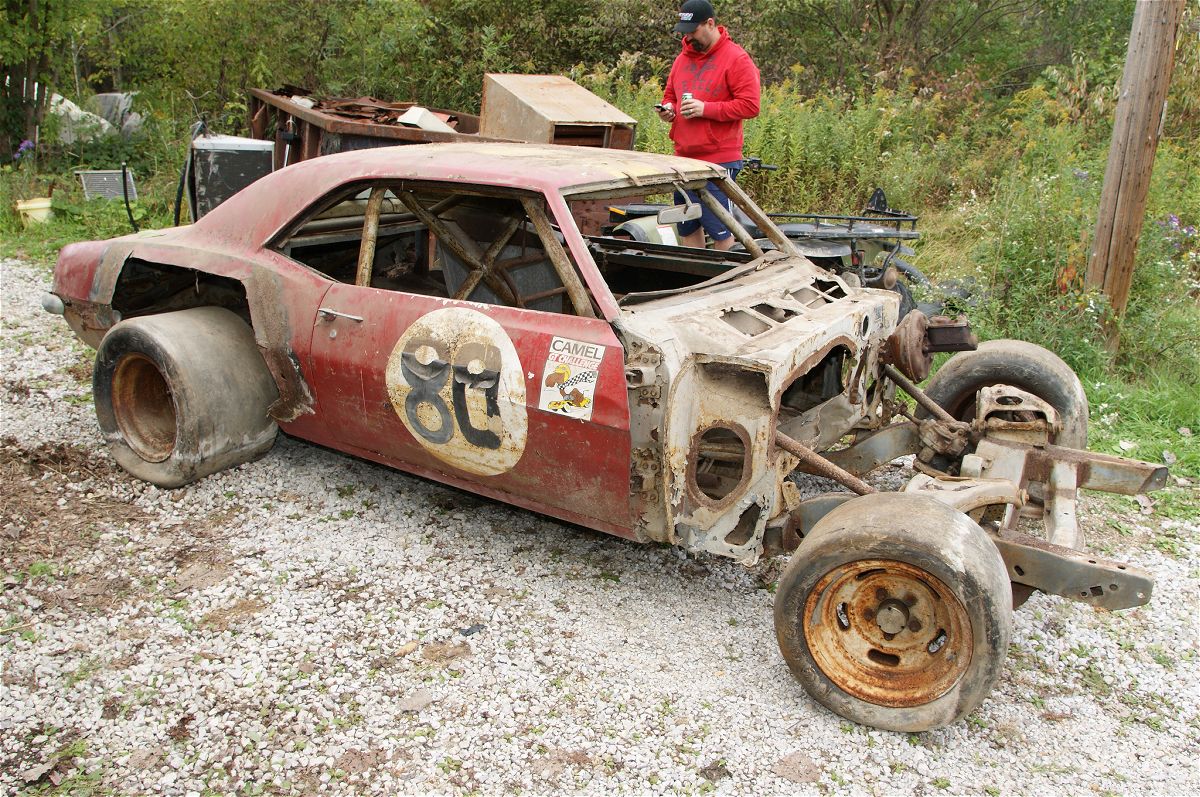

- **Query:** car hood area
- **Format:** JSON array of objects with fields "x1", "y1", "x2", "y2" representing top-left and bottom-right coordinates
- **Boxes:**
[
  {"x1": 616, "y1": 254, "x2": 900, "y2": 393},
  {"x1": 614, "y1": 253, "x2": 900, "y2": 562}
]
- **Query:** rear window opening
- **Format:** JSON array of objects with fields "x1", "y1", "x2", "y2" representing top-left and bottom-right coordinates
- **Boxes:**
[
  {"x1": 588, "y1": 236, "x2": 753, "y2": 297},
  {"x1": 570, "y1": 178, "x2": 769, "y2": 301}
]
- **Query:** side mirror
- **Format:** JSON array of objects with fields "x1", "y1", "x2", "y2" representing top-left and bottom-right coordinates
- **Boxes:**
[{"x1": 657, "y1": 200, "x2": 702, "y2": 225}]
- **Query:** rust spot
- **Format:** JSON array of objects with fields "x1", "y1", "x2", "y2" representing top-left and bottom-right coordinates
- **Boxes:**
[{"x1": 262, "y1": 347, "x2": 315, "y2": 422}]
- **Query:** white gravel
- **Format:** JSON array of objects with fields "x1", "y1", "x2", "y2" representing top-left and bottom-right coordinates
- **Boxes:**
[{"x1": 2, "y1": 256, "x2": 1198, "y2": 796}]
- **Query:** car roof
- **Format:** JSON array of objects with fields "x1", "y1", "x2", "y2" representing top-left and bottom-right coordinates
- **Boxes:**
[
  {"x1": 285, "y1": 142, "x2": 722, "y2": 193},
  {"x1": 193, "y1": 142, "x2": 725, "y2": 248}
]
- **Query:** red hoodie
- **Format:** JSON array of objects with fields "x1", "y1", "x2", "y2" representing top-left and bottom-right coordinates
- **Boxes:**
[{"x1": 662, "y1": 27, "x2": 761, "y2": 164}]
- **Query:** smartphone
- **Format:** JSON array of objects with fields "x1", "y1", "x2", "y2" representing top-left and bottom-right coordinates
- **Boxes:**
[{"x1": 654, "y1": 103, "x2": 666, "y2": 111}]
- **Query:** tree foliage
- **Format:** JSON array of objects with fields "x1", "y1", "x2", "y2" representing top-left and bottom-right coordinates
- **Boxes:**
[
  {"x1": 1, "y1": 0, "x2": 116, "y2": 156},
  {"x1": 2, "y1": 0, "x2": 1163, "y2": 158}
]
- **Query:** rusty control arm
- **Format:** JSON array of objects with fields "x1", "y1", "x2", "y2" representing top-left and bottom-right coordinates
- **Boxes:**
[
  {"x1": 775, "y1": 431, "x2": 877, "y2": 496},
  {"x1": 881, "y1": 363, "x2": 957, "y2": 422}
]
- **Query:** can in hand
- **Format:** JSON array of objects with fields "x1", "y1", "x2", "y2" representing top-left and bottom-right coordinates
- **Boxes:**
[{"x1": 682, "y1": 92, "x2": 693, "y2": 101}]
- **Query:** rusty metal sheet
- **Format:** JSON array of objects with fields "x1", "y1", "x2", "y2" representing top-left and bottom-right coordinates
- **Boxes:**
[
  {"x1": 991, "y1": 529, "x2": 1153, "y2": 610},
  {"x1": 249, "y1": 88, "x2": 486, "y2": 141},
  {"x1": 308, "y1": 285, "x2": 633, "y2": 531}
]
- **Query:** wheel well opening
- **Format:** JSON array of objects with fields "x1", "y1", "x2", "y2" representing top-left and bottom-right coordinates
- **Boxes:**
[
  {"x1": 780, "y1": 345, "x2": 852, "y2": 416},
  {"x1": 112, "y1": 260, "x2": 250, "y2": 325}
]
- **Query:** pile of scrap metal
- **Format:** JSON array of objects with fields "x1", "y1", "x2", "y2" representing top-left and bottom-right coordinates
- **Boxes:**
[
  {"x1": 247, "y1": 75, "x2": 636, "y2": 170},
  {"x1": 248, "y1": 85, "x2": 485, "y2": 169},
  {"x1": 263, "y1": 85, "x2": 466, "y2": 133}
]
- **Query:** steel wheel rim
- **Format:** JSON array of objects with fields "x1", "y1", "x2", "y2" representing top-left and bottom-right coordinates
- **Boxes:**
[
  {"x1": 803, "y1": 559, "x2": 973, "y2": 707},
  {"x1": 112, "y1": 353, "x2": 177, "y2": 463}
]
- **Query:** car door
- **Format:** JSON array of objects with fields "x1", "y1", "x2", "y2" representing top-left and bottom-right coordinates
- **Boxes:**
[{"x1": 301, "y1": 182, "x2": 633, "y2": 534}]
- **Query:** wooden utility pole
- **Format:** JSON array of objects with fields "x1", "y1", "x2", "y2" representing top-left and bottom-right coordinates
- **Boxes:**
[{"x1": 1086, "y1": 0, "x2": 1186, "y2": 350}]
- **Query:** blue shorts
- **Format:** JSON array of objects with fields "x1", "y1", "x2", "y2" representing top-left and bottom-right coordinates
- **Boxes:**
[{"x1": 675, "y1": 160, "x2": 743, "y2": 240}]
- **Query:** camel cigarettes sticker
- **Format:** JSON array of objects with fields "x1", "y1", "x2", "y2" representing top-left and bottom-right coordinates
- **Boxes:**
[{"x1": 539, "y1": 336, "x2": 605, "y2": 420}]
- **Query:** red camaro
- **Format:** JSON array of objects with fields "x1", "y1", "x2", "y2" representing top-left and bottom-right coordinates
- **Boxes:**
[{"x1": 47, "y1": 142, "x2": 1164, "y2": 732}]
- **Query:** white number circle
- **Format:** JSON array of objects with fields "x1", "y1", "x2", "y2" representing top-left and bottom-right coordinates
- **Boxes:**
[{"x1": 385, "y1": 307, "x2": 527, "y2": 476}]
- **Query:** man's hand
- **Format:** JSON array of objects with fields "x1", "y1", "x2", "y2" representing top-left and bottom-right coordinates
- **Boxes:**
[
  {"x1": 656, "y1": 102, "x2": 676, "y2": 122},
  {"x1": 679, "y1": 96, "x2": 705, "y2": 119}
]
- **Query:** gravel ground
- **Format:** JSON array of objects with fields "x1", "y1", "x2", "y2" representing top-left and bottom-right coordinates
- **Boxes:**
[{"x1": 2, "y1": 255, "x2": 1198, "y2": 796}]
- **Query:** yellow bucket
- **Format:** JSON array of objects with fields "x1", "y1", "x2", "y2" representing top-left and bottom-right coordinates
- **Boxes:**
[{"x1": 14, "y1": 197, "x2": 53, "y2": 225}]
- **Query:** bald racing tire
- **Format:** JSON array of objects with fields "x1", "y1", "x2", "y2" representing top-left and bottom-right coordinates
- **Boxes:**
[{"x1": 93, "y1": 307, "x2": 279, "y2": 488}]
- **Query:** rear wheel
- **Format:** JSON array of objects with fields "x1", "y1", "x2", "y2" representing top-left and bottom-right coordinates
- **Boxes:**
[
  {"x1": 774, "y1": 494, "x2": 1011, "y2": 732},
  {"x1": 93, "y1": 307, "x2": 279, "y2": 487}
]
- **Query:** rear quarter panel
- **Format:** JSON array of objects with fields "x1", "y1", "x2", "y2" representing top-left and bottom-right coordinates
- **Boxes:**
[{"x1": 53, "y1": 240, "x2": 116, "y2": 302}]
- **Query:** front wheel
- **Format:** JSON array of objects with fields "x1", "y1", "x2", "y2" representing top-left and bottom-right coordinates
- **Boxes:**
[
  {"x1": 774, "y1": 493, "x2": 1011, "y2": 732},
  {"x1": 93, "y1": 307, "x2": 279, "y2": 487},
  {"x1": 915, "y1": 340, "x2": 1089, "y2": 609},
  {"x1": 917, "y1": 339, "x2": 1088, "y2": 448}
]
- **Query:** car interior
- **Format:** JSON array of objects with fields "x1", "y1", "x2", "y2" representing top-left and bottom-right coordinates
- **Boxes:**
[
  {"x1": 276, "y1": 183, "x2": 585, "y2": 314},
  {"x1": 274, "y1": 178, "x2": 761, "y2": 314}
]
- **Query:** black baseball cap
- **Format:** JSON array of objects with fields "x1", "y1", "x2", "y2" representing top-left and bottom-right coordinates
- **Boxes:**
[{"x1": 674, "y1": 0, "x2": 714, "y2": 33}]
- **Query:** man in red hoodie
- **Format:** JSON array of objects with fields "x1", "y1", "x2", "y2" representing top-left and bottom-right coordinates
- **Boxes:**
[{"x1": 658, "y1": 0, "x2": 760, "y2": 250}]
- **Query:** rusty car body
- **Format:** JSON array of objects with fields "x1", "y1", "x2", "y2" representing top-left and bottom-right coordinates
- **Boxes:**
[{"x1": 46, "y1": 142, "x2": 1167, "y2": 732}]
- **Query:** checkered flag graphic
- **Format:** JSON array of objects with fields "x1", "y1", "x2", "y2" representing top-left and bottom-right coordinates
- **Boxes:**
[{"x1": 560, "y1": 371, "x2": 597, "y2": 389}]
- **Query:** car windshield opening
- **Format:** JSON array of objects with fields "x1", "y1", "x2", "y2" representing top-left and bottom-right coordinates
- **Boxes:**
[{"x1": 565, "y1": 177, "x2": 782, "y2": 304}]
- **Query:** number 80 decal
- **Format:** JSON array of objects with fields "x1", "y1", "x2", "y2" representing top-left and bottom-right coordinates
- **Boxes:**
[{"x1": 385, "y1": 308, "x2": 527, "y2": 476}]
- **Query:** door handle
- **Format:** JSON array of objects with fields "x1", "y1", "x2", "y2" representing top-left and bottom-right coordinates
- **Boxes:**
[{"x1": 318, "y1": 307, "x2": 364, "y2": 322}]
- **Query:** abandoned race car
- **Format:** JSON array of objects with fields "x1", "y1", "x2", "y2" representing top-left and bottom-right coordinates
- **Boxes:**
[{"x1": 44, "y1": 142, "x2": 1167, "y2": 732}]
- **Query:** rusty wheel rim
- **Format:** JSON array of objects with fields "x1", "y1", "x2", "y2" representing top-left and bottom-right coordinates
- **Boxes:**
[
  {"x1": 803, "y1": 559, "x2": 973, "y2": 708},
  {"x1": 112, "y1": 353, "x2": 177, "y2": 463}
]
